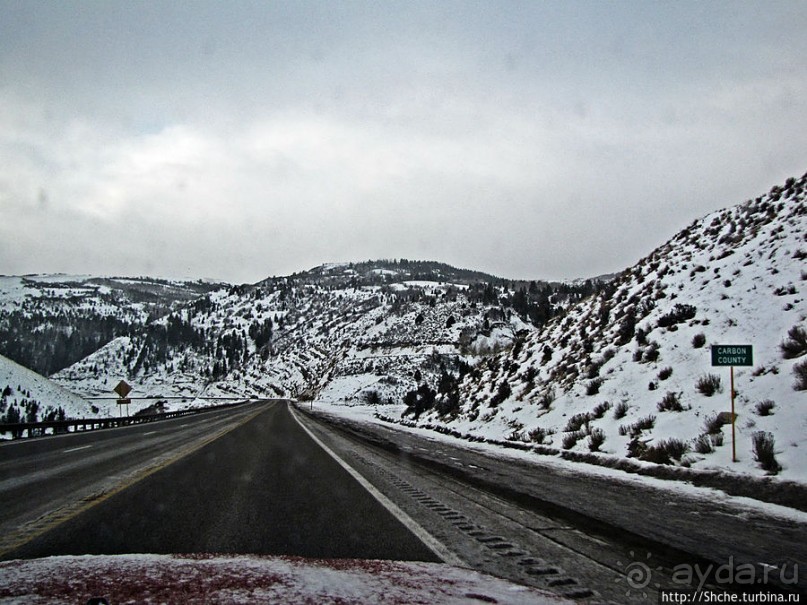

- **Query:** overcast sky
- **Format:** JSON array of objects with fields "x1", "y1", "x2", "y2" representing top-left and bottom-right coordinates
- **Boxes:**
[{"x1": 1, "y1": 1, "x2": 805, "y2": 284}]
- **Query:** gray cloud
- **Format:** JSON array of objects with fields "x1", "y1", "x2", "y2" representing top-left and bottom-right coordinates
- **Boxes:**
[{"x1": 1, "y1": 1, "x2": 805, "y2": 283}]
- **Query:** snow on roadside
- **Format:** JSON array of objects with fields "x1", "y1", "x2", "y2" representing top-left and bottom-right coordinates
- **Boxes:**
[{"x1": 307, "y1": 399, "x2": 807, "y2": 522}]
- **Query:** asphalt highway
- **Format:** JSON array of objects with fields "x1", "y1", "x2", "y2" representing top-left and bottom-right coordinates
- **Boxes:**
[
  {"x1": 1, "y1": 402, "x2": 266, "y2": 555},
  {"x1": 2, "y1": 401, "x2": 439, "y2": 562}
]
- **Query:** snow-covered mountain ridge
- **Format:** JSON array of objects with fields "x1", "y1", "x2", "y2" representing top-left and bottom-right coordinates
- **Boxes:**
[
  {"x1": 396, "y1": 173, "x2": 806, "y2": 480},
  {"x1": 46, "y1": 261, "x2": 594, "y2": 415}
]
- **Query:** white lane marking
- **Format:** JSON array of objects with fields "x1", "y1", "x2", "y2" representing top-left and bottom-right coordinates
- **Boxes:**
[
  {"x1": 289, "y1": 404, "x2": 463, "y2": 566},
  {"x1": 63, "y1": 445, "x2": 93, "y2": 454},
  {"x1": 142, "y1": 431, "x2": 157, "y2": 436}
]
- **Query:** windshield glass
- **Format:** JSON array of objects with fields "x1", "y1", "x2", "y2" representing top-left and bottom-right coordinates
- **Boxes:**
[{"x1": 0, "y1": 2, "x2": 805, "y2": 604}]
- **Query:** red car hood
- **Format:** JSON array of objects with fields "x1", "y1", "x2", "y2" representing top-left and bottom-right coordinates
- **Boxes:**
[{"x1": 0, "y1": 554, "x2": 572, "y2": 604}]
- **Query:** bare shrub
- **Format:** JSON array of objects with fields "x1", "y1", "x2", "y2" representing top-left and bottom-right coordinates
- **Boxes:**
[
  {"x1": 780, "y1": 325, "x2": 807, "y2": 359},
  {"x1": 562, "y1": 430, "x2": 585, "y2": 450},
  {"x1": 694, "y1": 434, "x2": 714, "y2": 454},
  {"x1": 635, "y1": 415, "x2": 656, "y2": 432},
  {"x1": 696, "y1": 374, "x2": 722, "y2": 396},
  {"x1": 613, "y1": 401, "x2": 629, "y2": 419},
  {"x1": 774, "y1": 285, "x2": 797, "y2": 296},
  {"x1": 692, "y1": 333, "x2": 706, "y2": 349},
  {"x1": 751, "y1": 431, "x2": 781, "y2": 474},
  {"x1": 703, "y1": 414, "x2": 724, "y2": 435},
  {"x1": 640, "y1": 438, "x2": 690, "y2": 465},
  {"x1": 592, "y1": 401, "x2": 612, "y2": 419},
  {"x1": 490, "y1": 380, "x2": 512, "y2": 407},
  {"x1": 586, "y1": 378, "x2": 603, "y2": 396},
  {"x1": 658, "y1": 366, "x2": 673, "y2": 381},
  {"x1": 657, "y1": 391, "x2": 684, "y2": 412},
  {"x1": 565, "y1": 413, "x2": 590, "y2": 433},
  {"x1": 794, "y1": 359, "x2": 807, "y2": 391},
  {"x1": 755, "y1": 400, "x2": 775, "y2": 416},
  {"x1": 658, "y1": 304, "x2": 697, "y2": 328},
  {"x1": 536, "y1": 389, "x2": 555, "y2": 409},
  {"x1": 588, "y1": 428, "x2": 606, "y2": 452},
  {"x1": 528, "y1": 426, "x2": 553, "y2": 444},
  {"x1": 619, "y1": 415, "x2": 656, "y2": 438},
  {"x1": 635, "y1": 327, "x2": 648, "y2": 346},
  {"x1": 643, "y1": 342, "x2": 660, "y2": 363}
]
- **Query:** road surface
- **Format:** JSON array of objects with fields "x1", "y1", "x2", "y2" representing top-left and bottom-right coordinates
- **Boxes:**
[
  {"x1": 1, "y1": 402, "x2": 265, "y2": 554},
  {"x1": 1, "y1": 401, "x2": 438, "y2": 562}
]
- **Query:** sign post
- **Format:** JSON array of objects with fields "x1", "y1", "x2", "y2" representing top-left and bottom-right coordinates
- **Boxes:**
[
  {"x1": 711, "y1": 345, "x2": 753, "y2": 462},
  {"x1": 114, "y1": 380, "x2": 133, "y2": 418}
]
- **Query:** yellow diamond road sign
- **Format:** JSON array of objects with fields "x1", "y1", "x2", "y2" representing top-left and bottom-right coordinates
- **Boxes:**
[{"x1": 114, "y1": 380, "x2": 132, "y2": 399}]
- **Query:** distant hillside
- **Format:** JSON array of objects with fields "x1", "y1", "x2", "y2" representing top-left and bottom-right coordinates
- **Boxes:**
[
  {"x1": 49, "y1": 261, "x2": 598, "y2": 415},
  {"x1": 279, "y1": 259, "x2": 508, "y2": 288},
  {"x1": 0, "y1": 275, "x2": 226, "y2": 376}
]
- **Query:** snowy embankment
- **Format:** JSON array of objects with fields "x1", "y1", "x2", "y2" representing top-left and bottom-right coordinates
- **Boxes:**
[
  {"x1": 374, "y1": 174, "x2": 807, "y2": 486},
  {"x1": 0, "y1": 554, "x2": 570, "y2": 604},
  {"x1": 0, "y1": 354, "x2": 93, "y2": 425},
  {"x1": 309, "y1": 399, "x2": 807, "y2": 517}
]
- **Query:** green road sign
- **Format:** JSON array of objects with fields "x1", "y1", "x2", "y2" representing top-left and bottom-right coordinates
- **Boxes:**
[
  {"x1": 711, "y1": 344, "x2": 753, "y2": 464},
  {"x1": 711, "y1": 345, "x2": 753, "y2": 367}
]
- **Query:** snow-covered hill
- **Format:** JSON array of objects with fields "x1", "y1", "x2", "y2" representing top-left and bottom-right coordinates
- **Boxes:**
[
  {"x1": 0, "y1": 275, "x2": 225, "y2": 377},
  {"x1": 0, "y1": 353, "x2": 92, "y2": 428},
  {"x1": 388, "y1": 173, "x2": 806, "y2": 481}
]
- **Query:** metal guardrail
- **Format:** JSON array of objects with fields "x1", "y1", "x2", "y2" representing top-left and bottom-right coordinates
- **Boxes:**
[{"x1": 0, "y1": 399, "x2": 263, "y2": 440}]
